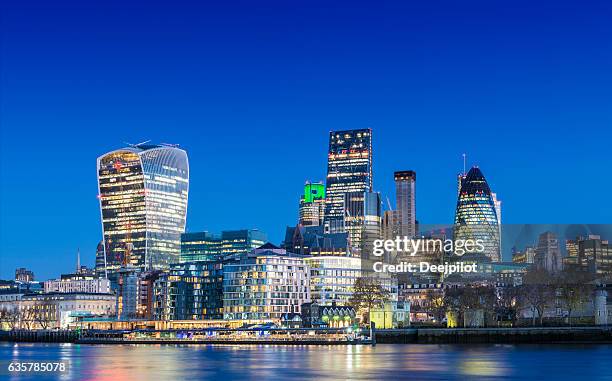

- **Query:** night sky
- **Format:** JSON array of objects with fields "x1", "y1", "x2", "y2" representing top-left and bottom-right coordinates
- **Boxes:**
[{"x1": 1, "y1": 0, "x2": 611, "y2": 280}]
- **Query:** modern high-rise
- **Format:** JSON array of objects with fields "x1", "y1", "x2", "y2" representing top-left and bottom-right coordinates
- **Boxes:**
[
  {"x1": 223, "y1": 244, "x2": 311, "y2": 321},
  {"x1": 394, "y1": 171, "x2": 417, "y2": 238},
  {"x1": 298, "y1": 182, "x2": 326, "y2": 226},
  {"x1": 154, "y1": 260, "x2": 224, "y2": 321},
  {"x1": 535, "y1": 231, "x2": 562, "y2": 274},
  {"x1": 180, "y1": 229, "x2": 267, "y2": 262},
  {"x1": 323, "y1": 129, "x2": 373, "y2": 255},
  {"x1": 453, "y1": 166, "x2": 501, "y2": 262},
  {"x1": 97, "y1": 143, "x2": 189, "y2": 274}
]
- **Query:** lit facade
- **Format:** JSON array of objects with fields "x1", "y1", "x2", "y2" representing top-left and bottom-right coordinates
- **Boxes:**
[
  {"x1": 180, "y1": 229, "x2": 267, "y2": 262},
  {"x1": 154, "y1": 260, "x2": 224, "y2": 321},
  {"x1": 0, "y1": 293, "x2": 116, "y2": 329},
  {"x1": 97, "y1": 143, "x2": 189, "y2": 274},
  {"x1": 44, "y1": 274, "x2": 111, "y2": 294},
  {"x1": 298, "y1": 181, "x2": 326, "y2": 226},
  {"x1": 394, "y1": 171, "x2": 417, "y2": 238},
  {"x1": 304, "y1": 256, "x2": 361, "y2": 306},
  {"x1": 453, "y1": 167, "x2": 500, "y2": 262},
  {"x1": 223, "y1": 244, "x2": 311, "y2": 321},
  {"x1": 323, "y1": 129, "x2": 373, "y2": 256}
]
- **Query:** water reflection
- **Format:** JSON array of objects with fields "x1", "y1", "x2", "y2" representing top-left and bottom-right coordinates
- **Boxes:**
[{"x1": 2, "y1": 343, "x2": 612, "y2": 380}]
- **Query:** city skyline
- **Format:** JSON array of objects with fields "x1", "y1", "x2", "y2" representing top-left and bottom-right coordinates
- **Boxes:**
[{"x1": 2, "y1": 1, "x2": 612, "y2": 280}]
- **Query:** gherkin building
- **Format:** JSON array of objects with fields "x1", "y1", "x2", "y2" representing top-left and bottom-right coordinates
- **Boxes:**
[{"x1": 453, "y1": 167, "x2": 500, "y2": 262}]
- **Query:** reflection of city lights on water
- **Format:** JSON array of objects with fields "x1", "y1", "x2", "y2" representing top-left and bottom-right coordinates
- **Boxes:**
[{"x1": 460, "y1": 359, "x2": 507, "y2": 377}]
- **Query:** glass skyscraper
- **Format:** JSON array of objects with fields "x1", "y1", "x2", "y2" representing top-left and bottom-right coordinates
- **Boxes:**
[
  {"x1": 453, "y1": 166, "x2": 500, "y2": 262},
  {"x1": 394, "y1": 171, "x2": 417, "y2": 238},
  {"x1": 323, "y1": 129, "x2": 373, "y2": 256},
  {"x1": 97, "y1": 143, "x2": 189, "y2": 275},
  {"x1": 180, "y1": 229, "x2": 267, "y2": 262}
]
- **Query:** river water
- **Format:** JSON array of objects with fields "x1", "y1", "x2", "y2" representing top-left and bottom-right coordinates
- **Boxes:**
[{"x1": 1, "y1": 342, "x2": 611, "y2": 380}]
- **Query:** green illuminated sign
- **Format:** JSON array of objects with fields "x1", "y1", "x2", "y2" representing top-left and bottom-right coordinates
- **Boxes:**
[{"x1": 304, "y1": 182, "x2": 325, "y2": 203}]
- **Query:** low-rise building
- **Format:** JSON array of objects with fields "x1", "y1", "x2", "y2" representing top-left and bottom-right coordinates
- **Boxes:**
[
  {"x1": 0, "y1": 292, "x2": 115, "y2": 329},
  {"x1": 44, "y1": 274, "x2": 111, "y2": 294}
]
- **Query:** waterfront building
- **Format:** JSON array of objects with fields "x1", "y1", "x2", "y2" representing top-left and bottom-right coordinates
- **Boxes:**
[
  {"x1": 114, "y1": 268, "x2": 162, "y2": 320},
  {"x1": 323, "y1": 129, "x2": 373, "y2": 256},
  {"x1": 223, "y1": 244, "x2": 311, "y2": 321},
  {"x1": 97, "y1": 143, "x2": 189, "y2": 275},
  {"x1": 394, "y1": 171, "x2": 417, "y2": 238},
  {"x1": 298, "y1": 181, "x2": 326, "y2": 226},
  {"x1": 154, "y1": 260, "x2": 224, "y2": 321},
  {"x1": 370, "y1": 301, "x2": 411, "y2": 329},
  {"x1": 304, "y1": 256, "x2": 361, "y2": 306},
  {"x1": 116, "y1": 267, "x2": 139, "y2": 320},
  {"x1": 453, "y1": 166, "x2": 501, "y2": 262},
  {"x1": 301, "y1": 302, "x2": 357, "y2": 328},
  {"x1": 535, "y1": 231, "x2": 562, "y2": 274},
  {"x1": 512, "y1": 246, "x2": 536, "y2": 264},
  {"x1": 0, "y1": 293, "x2": 115, "y2": 329},
  {"x1": 15, "y1": 268, "x2": 34, "y2": 282},
  {"x1": 180, "y1": 229, "x2": 267, "y2": 262},
  {"x1": 283, "y1": 225, "x2": 349, "y2": 256},
  {"x1": 44, "y1": 274, "x2": 111, "y2": 294}
]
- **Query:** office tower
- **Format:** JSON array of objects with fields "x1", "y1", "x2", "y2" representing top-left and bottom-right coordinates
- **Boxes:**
[
  {"x1": 381, "y1": 210, "x2": 398, "y2": 240},
  {"x1": 154, "y1": 260, "x2": 224, "y2": 321},
  {"x1": 535, "y1": 232, "x2": 562, "y2": 274},
  {"x1": 323, "y1": 129, "x2": 373, "y2": 255},
  {"x1": 15, "y1": 268, "x2": 34, "y2": 282},
  {"x1": 298, "y1": 181, "x2": 326, "y2": 226},
  {"x1": 97, "y1": 143, "x2": 189, "y2": 274},
  {"x1": 575, "y1": 235, "x2": 612, "y2": 275},
  {"x1": 394, "y1": 171, "x2": 417, "y2": 238},
  {"x1": 361, "y1": 191, "x2": 383, "y2": 260},
  {"x1": 223, "y1": 244, "x2": 311, "y2": 321},
  {"x1": 180, "y1": 231, "x2": 222, "y2": 262},
  {"x1": 453, "y1": 166, "x2": 501, "y2": 262},
  {"x1": 563, "y1": 239, "x2": 580, "y2": 270},
  {"x1": 180, "y1": 229, "x2": 267, "y2": 262}
]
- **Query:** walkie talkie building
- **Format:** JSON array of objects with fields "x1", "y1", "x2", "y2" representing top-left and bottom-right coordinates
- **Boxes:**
[{"x1": 97, "y1": 143, "x2": 189, "y2": 275}]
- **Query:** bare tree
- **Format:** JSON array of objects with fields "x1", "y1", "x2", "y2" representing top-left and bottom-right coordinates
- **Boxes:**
[
  {"x1": 0, "y1": 307, "x2": 20, "y2": 330},
  {"x1": 519, "y1": 269, "x2": 555, "y2": 326},
  {"x1": 32, "y1": 305, "x2": 52, "y2": 330},
  {"x1": 424, "y1": 289, "x2": 446, "y2": 323},
  {"x1": 557, "y1": 270, "x2": 594, "y2": 326},
  {"x1": 20, "y1": 307, "x2": 36, "y2": 330},
  {"x1": 349, "y1": 277, "x2": 391, "y2": 324}
]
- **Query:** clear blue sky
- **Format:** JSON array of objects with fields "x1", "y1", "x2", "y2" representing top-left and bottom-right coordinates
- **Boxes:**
[{"x1": 1, "y1": 0, "x2": 611, "y2": 280}]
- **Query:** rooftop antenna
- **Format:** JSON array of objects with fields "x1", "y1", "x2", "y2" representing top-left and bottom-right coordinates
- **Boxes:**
[
  {"x1": 462, "y1": 153, "x2": 467, "y2": 175},
  {"x1": 76, "y1": 248, "x2": 80, "y2": 273}
]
